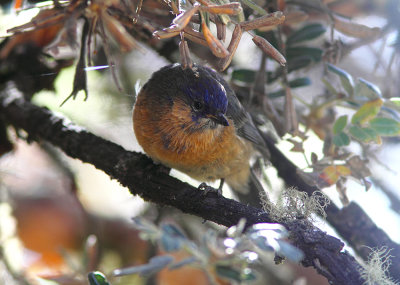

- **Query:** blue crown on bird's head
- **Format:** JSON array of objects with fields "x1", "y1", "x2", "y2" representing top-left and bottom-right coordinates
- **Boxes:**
[{"x1": 183, "y1": 69, "x2": 228, "y2": 115}]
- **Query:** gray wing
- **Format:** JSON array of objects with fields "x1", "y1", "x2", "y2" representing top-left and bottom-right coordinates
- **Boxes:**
[{"x1": 199, "y1": 65, "x2": 266, "y2": 147}]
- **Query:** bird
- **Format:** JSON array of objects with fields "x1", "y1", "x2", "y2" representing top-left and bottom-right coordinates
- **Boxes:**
[{"x1": 133, "y1": 63, "x2": 267, "y2": 194}]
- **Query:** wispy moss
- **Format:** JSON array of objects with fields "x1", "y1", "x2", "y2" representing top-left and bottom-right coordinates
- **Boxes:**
[{"x1": 261, "y1": 187, "x2": 330, "y2": 222}]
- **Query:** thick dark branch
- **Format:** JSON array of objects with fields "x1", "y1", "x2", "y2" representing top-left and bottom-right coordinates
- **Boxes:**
[
  {"x1": 263, "y1": 133, "x2": 400, "y2": 282},
  {"x1": 0, "y1": 88, "x2": 364, "y2": 284}
]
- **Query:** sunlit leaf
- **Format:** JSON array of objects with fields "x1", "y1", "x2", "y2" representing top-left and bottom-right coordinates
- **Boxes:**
[
  {"x1": 370, "y1": 117, "x2": 400, "y2": 136},
  {"x1": 333, "y1": 115, "x2": 348, "y2": 134},
  {"x1": 389, "y1": 97, "x2": 400, "y2": 107},
  {"x1": 286, "y1": 23, "x2": 326, "y2": 46},
  {"x1": 169, "y1": 257, "x2": 198, "y2": 270},
  {"x1": 113, "y1": 255, "x2": 174, "y2": 277},
  {"x1": 319, "y1": 165, "x2": 352, "y2": 186},
  {"x1": 286, "y1": 46, "x2": 323, "y2": 61},
  {"x1": 354, "y1": 78, "x2": 382, "y2": 99},
  {"x1": 161, "y1": 224, "x2": 187, "y2": 252},
  {"x1": 351, "y1": 98, "x2": 383, "y2": 124},
  {"x1": 88, "y1": 271, "x2": 111, "y2": 285},
  {"x1": 333, "y1": 132, "x2": 350, "y2": 147},
  {"x1": 327, "y1": 64, "x2": 354, "y2": 96},
  {"x1": 276, "y1": 240, "x2": 304, "y2": 262},
  {"x1": 348, "y1": 125, "x2": 381, "y2": 143}
]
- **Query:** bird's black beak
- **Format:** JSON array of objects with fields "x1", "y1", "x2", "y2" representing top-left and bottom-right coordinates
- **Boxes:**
[{"x1": 210, "y1": 113, "x2": 229, "y2": 126}]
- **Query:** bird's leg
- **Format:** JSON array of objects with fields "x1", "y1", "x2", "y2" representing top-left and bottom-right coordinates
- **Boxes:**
[
  {"x1": 198, "y1": 181, "x2": 223, "y2": 197},
  {"x1": 218, "y1": 178, "x2": 225, "y2": 192}
]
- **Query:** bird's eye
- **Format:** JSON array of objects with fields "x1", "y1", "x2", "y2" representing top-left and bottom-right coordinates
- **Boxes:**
[{"x1": 193, "y1": 101, "x2": 204, "y2": 111}]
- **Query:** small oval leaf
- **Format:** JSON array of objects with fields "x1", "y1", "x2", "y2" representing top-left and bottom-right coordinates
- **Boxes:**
[
  {"x1": 231, "y1": 69, "x2": 256, "y2": 83},
  {"x1": 289, "y1": 77, "x2": 312, "y2": 88},
  {"x1": 327, "y1": 64, "x2": 354, "y2": 96},
  {"x1": 286, "y1": 46, "x2": 323, "y2": 61},
  {"x1": 349, "y1": 125, "x2": 381, "y2": 143},
  {"x1": 354, "y1": 78, "x2": 382, "y2": 99},
  {"x1": 286, "y1": 23, "x2": 327, "y2": 46},
  {"x1": 334, "y1": 17, "x2": 380, "y2": 39},
  {"x1": 88, "y1": 272, "x2": 110, "y2": 285},
  {"x1": 333, "y1": 132, "x2": 350, "y2": 146},
  {"x1": 351, "y1": 98, "x2": 383, "y2": 124},
  {"x1": 370, "y1": 117, "x2": 400, "y2": 136},
  {"x1": 333, "y1": 115, "x2": 348, "y2": 134}
]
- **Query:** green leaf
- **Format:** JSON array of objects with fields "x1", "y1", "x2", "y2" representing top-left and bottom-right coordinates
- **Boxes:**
[
  {"x1": 327, "y1": 64, "x2": 354, "y2": 96},
  {"x1": 231, "y1": 69, "x2": 256, "y2": 83},
  {"x1": 286, "y1": 46, "x2": 323, "y2": 61},
  {"x1": 286, "y1": 23, "x2": 326, "y2": 46},
  {"x1": 333, "y1": 115, "x2": 348, "y2": 134},
  {"x1": 268, "y1": 89, "x2": 285, "y2": 98},
  {"x1": 288, "y1": 56, "x2": 313, "y2": 73},
  {"x1": 268, "y1": 78, "x2": 311, "y2": 98},
  {"x1": 88, "y1": 272, "x2": 111, "y2": 285},
  {"x1": 333, "y1": 132, "x2": 350, "y2": 146},
  {"x1": 354, "y1": 78, "x2": 382, "y2": 99},
  {"x1": 348, "y1": 125, "x2": 380, "y2": 143},
  {"x1": 370, "y1": 117, "x2": 400, "y2": 136},
  {"x1": 351, "y1": 99, "x2": 383, "y2": 124},
  {"x1": 289, "y1": 77, "x2": 312, "y2": 88},
  {"x1": 216, "y1": 265, "x2": 257, "y2": 282},
  {"x1": 268, "y1": 57, "x2": 312, "y2": 82}
]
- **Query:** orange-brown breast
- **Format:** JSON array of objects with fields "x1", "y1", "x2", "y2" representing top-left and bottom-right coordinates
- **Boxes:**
[{"x1": 133, "y1": 94, "x2": 253, "y2": 189}]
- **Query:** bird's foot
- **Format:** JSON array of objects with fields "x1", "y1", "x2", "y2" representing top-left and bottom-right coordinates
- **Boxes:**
[{"x1": 198, "y1": 182, "x2": 222, "y2": 197}]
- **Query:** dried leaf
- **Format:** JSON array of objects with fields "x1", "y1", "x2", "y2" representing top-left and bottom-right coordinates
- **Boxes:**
[
  {"x1": 179, "y1": 39, "x2": 193, "y2": 69},
  {"x1": 252, "y1": 35, "x2": 286, "y2": 65},
  {"x1": 173, "y1": 5, "x2": 200, "y2": 30},
  {"x1": 200, "y1": 3, "x2": 242, "y2": 15},
  {"x1": 319, "y1": 165, "x2": 352, "y2": 186},
  {"x1": 283, "y1": 11, "x2": 309, "y2": 25},
  {"x1": 240, "y1": 11, "x2": 285, "y2": 31},
  {"x1": 201, "y1": 21, "x2": 229, "y2": 58},
  {"x1": 346, "y1": 156, "x2": 371, "y2": 179},
  {"x1": 334, "y1": 17, "x2": 380, "y2": 39},
  {"x1": 216, "y1": 24, "x2": 242, "y2": 71},
  {"x1": 284, "y1": 87, "x2": 298, "y2": 133},
  {"x1": 287, "y1": 138, "x2": 304, "y2": 153},
  {"x1": 101, "y1": 11, "x2": 138, "y2": 52}
]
